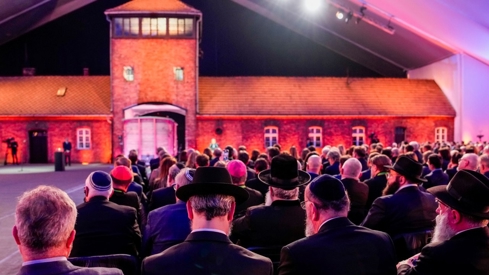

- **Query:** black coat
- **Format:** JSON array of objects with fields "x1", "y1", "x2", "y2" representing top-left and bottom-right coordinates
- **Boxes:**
[
  {"x1": 17, "y1": 260, "x2": 123, "y2": 275},
  {"x1": 234, "y1": 186, "x2": 264, "y2": 219},
  {"x1": 398, "y1": 227, "x2": 489, "y2": 275},
  {"x1": 149, "y1": 186, "x2": 176, "y2": 211},
  {"x1": 324, "y1": 161, "x2": 340, "y2": 175},
  {"x1": 246, "y1": 178, "x2": 269, "y2": 197},
  {"x1": 364, "y1": 172, "x2": 388, "y2": 209},
  {"x1": 422, "y1": 169, "x2": 449, "y2": 189},
  {"x1": 341, "y1": 178, "x2": 369, "y2": 224},
  {"x1": 142, "y1": 231, "x2": 273, "y2": 275},
  {"x1": 278, "y1": 217, "x2": 397, "y2": 275},
  {"x1": 110, "y1": 189, "x2": 145, "y2": 228},
  {"x1": 231, "y1": 200, "x2": 305, "y2": 247},
  {"x1": 71, "y1": 196, "x2": 141, "y2": 257}
]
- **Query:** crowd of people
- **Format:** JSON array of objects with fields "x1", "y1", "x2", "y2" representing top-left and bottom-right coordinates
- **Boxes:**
[{"x1": 13, "y1": 140, "x2": 489, "y2": 275}]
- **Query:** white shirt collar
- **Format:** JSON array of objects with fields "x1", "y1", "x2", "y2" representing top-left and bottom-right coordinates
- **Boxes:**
[{"x1": 191, "y1": 228, "x2": 227, "y2": 235}]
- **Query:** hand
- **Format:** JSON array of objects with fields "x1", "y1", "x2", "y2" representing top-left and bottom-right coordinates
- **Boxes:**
[{"x1": 397, "y1": 253, "x2": 420, "y2": 268}]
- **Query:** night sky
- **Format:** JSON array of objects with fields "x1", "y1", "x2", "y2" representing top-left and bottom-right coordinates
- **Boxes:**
[{"x1": 0, "y1": 0, "x2": 381, "y2": 77}]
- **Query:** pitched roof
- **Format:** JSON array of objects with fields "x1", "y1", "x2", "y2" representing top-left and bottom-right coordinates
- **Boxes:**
[
  {"x1": 0, "y1": 76, "x2": 111, "y2": 116},
  {"x1": 198, "y1": 77, "x2": 456, "y2": 117},
  {"x1": 105, "y1": 0, "x2": 201, "y2": 15}
]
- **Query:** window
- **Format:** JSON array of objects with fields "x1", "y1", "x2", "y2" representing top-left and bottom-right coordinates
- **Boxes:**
[
  {"x1": 114, "y1": 17, "x2": 139, "y2": 37},
  {"x1": 435, "y1": 127, "x2": 447, "y2": 143},
  {"x1": 168, "y1": 18, "x2": 194, "y2": 36},
  {"x1": 141, "y1": 17, "x2": 166, "y2": 36},
  {"x1": 352, "y1": 126, "x2": 365, "y2": 146},
  {"x1": 264, "y1": 127, "x2": 278, "y2": 147},
  {"x1": 308, "y1": 126, "x2": 322, "y2": 147},
  {"x1": 395, "y1": 127, "x2": 406, "y2": 144},
  {"x1": 113, "y1": 17, "x2": 194, "y2": 38},
  {"x1": 77, "y1": 128, "x2": 91, "y2": 150},
  {"x1": 174, "y1": 67, "x2": 184, "y2": 81}
]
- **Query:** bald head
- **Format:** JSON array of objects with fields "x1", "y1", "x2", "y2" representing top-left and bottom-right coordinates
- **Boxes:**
[
  {"x1": 306, "y1": 155, "x2": 322, "y2": 174},
  {"x1": 341, "y1": 158, "x2": 362, "y2": 180},
  {"x1": 458, "y1": 153, "x2": 479, "y2": 171}
]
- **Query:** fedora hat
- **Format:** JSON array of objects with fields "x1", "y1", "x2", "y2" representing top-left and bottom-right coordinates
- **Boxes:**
[
  {"x1": 385, "y1": 155, "x2": 426, "y2": 183},
  {"x1": 428, "y1": 170, "x2": 489, "y2": 219},
  {"x1": 176, "y1": 166, "x2": 249, "y2": 204},
  {"x1": 258, "y1": 154, "x2": 311, "y2": 190}
]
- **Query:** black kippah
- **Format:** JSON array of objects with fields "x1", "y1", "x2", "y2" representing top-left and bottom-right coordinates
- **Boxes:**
[{"x1": 309, "y1": 174, "x2": 346, "y2": 201}]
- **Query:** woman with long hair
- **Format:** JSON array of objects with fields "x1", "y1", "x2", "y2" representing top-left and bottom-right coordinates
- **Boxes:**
[
  {"x1": 151, "y1": 156, "x2": 177, "y2": 192},
  {"x1": 186, "y1": 151, "x2": 200, "y2": 168}
]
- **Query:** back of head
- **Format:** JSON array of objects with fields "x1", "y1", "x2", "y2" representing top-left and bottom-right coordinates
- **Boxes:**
[
  {"x1": 254, "y1": 158, "x2": 269, "y2": 172},
  {"x1": 85, "y1": 171, "x2": 113, "y2": 199},
  {"x1": 307, "y1": 155, "x2": 322, "y2": 171},
  {"x1": 175, "y1": 168, "x2": 195, "y2": 188},
  {"x1": 213, "y1": 148, "x2": 223, "y2": 158},
  {"x1": 161, "y1": 157, "x2": 177, "y2": 177},
  {"x1": 226, "y1": 160, "x2": 247, "y2": 185},
  {"x1": 422, "y1": 150, "x2": 433, "y2": 164},
  {"x1": 110, "y1": 166, "x2": 134, "y2": 189},
  {"x1": 353, "y1": 146, "x2": 366, "y2": 159},
  {"x1": 114, "y1": 156, "x2": 131, "y2": 168},
  {"x1": 267, "y1": 146, "x2": 280, "y2": 159},
  {"x1": 128, "y1": 150, "x2": 138, "y2": 164},
  {"x1": 342, "y1": 158, "x2": 362, "y2": 179},
  {"x1": 327, "y1": 150, "x2": 340, "y2": 162},
  {"x1": 371, "y1": 154, "x2": 392, "y2": 172},
  {"x1": 438, "y1": 147, "x2": 451, "y2": 160},
  {"x1": 251, "y1": 149, "x2": 260, "y2": 161},
  {"x1": 380, "y1": 148, "x2": 392, "y2": 159},
  {"x1": 321, "y1": 146, "x2": 330, "y2": 156},
  {"x1": 339, "y1": 155, "x2": 352, "y2": 167},
  {"x1": 461, "y1": 153, "x2": 479, "y2": 171},
  {"x1": 196, "y1": 154, "x2": 210, "y2": 167},
  {"x1": 409, "y1": 141, "x2": 419, "y2": 150},
  {"x1": 238, "y1": 151, "x2": 250, "y2": 164},
  {"x1": 15, "y1": 186, "x2": 77, "y2": 254},
  {"x1": 168, "y1": 163, "x2": 182, "y2": 183},
  {"x1": 428, "y1": 153, "x2": 442, "y2": 169},
  {"x1": 405, "y1": 145, "x2": 415, "y2": 152}
]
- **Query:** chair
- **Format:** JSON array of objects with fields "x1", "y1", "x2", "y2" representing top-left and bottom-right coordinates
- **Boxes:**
[
  {"x1": 68, "y1": 254, "x2": 139, "y2": 275},
  {"x1": 392, "y1": 229, "x2": 433, "y2": 261},
  {"x1": 247, "y1": 246, "x2": 283, "y2": 275}
]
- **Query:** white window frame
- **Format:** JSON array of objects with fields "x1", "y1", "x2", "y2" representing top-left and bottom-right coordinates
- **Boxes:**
[
  {"x1": 308, "y1": 126, "x2": 322, "y2": 147},
  {"x1": 435, "y1": 127, "x2": 447, "y2": 143},
  {"x1": 174, "y1": 67, "x2": 184, "y2": 81},
  {"x1": 352, "y1": 126, "x2": 365, "y2": 146},
  {"x1": 77, "y1": 128, "x2": 91, "y2": 150},
  {"x1": 264, "y1": 126, "x2": 279, "y2": 148}
]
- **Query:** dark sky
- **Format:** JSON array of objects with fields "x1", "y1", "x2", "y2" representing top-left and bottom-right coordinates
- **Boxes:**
[{"x1": 0, "y1": 0, "x2": 381, "y2": 77}]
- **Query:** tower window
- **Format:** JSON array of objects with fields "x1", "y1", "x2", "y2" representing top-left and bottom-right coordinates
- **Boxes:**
[
  {"x1": 264, "y1": 126, "x2": 279, "y2": 148},
  {"x1": 174, "y1": 67, "x2": 184, "y2": 81}
]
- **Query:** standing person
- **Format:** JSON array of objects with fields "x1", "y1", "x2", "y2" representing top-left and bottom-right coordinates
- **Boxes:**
[
  {"x1": 63, "y1": 138, "x2": 72, "y2": 166},
  {"x1": 142, "y1": 166, "x2": 273, "y2": 275},
  {"x1": 11, "y1": 137, "x2": 19, "y2": 165},
  {"x1": 13, "y1": 185, "x2": 122, "y2": 275}
]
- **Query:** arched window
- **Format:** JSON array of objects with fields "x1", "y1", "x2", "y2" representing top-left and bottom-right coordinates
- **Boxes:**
[
  {"x1": 352, "y1": 126, "x2": 365, "y2": 146},
  {"x1": 308, "y1": 126, "x2": 322, "y2": 147},
  {"x1": 435, "y1": 127, "x2": 447, "y2": 143},
  {"x1": 264, "y1": 126, "x2": 279, "y2": 148},
  {"x1": 77, "y1": 128, "x2": 91, "y2": 150}
]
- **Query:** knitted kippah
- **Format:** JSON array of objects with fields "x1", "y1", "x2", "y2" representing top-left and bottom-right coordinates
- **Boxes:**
[
  {"x1": 85, "y1": 171, "x2": 112, "y2": 192},
  {"x1": 309, "y1": 174, "x2": 346, "y2": 201}
]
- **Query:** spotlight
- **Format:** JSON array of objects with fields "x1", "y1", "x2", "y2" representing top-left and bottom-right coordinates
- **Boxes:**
[
  {"x1": 336, "y1": 11, "x2": 344, "y2": 20},
  {"x1": 344, "y1": 11, "x2": 353, "y2": 23},
  {"x1": 304, "y1": 0, "x2": 321, "y2": 12}
]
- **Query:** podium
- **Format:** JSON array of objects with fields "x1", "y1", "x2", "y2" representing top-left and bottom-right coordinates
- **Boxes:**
[{"x1": 54, "y1": 151, "x2": 65, "y2": 171}]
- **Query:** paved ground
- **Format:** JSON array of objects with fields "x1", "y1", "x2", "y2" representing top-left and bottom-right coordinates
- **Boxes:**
[{"x1": 0, "y1": 163, "x2": 113, "y2": 275}]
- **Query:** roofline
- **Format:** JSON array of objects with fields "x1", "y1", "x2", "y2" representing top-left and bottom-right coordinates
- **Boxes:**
[
  {"x1": 196, "y1": 115, "x2": 455, "y2": 119},
  {"x1": 105, "y1": 10, "x2": 202, "y2": 16},
  {"x1": 0, "y1": 115, "x2": 112, "y2": 121}
]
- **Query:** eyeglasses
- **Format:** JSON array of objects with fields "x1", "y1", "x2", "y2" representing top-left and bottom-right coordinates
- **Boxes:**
[{"x1": 300, "y1": 200, "x2": 310, "y2": 210}]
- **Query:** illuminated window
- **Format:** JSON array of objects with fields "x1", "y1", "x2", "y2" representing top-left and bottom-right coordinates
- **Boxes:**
[
  {"x1": 435, "y1": 127, "x2": 447, "y2": 143},
  {"x1": 77, "y1": 128, "x2": 91, "y2": 150},
  {"x1": 352, "y1": 126, "x2": 365, "y2": 146},
  {"x1": 141, "y1": 17, "x2": 167, "y2": 36},
  {"x1": 169, "y1": 18, "x2": 194, "y2": 36},
  {"x1": 308, "y1": 126, "x2": 322, "y2": 147},
  {"x1": 264, "y1": 127, "x2": 279, "y2": 147},
  {"x1": 113, "y1": 17, "x2": 193, "y2": 38},
  {"x1": 174, "y1": 67, "x2": 184, "y2": 81}
]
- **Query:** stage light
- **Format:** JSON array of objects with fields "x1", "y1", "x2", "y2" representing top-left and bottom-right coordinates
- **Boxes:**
[
  {"x1": 336, "y1": 11, "x2": 344, "y2": 20},
  {"x1": 304, "y1": 0, "x2": 321, "y2": 12}
]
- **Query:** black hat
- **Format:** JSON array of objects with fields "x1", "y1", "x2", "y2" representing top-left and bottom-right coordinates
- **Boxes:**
[
  {"x1": 176, "y1": 166, "x2": 249, "y2": 204},
  {"x1": 309, "y1": 174, "x2": 346, "y2": 202},
  {"x1": 385, "y1": 155, "x2": 426, "y2": 183},
  {"x1": 258, "y1": 154, "x2": 311, "y2": 190},
  {"x1": 428, "y1": 170, "x2": 489, "y2": 219}
]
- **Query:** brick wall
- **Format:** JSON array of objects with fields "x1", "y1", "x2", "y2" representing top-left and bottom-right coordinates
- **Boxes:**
[{"x1": 196, "y1": 116, "x2": 454, "y2": 153}]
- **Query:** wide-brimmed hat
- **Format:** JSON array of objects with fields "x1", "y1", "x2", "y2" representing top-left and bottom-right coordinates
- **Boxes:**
[
  {"x1": 385, "y1": 155, "x2": 426, "y2": 183},
  {"x1": 258, "y1": 154, "x2": 311, "y2": 190},
  {"x1": 176, "y1": 166, "x2": 249, "y2": 204},
  {"x1": 428, "y1": 170, "x2": 489, "y2": 219}
]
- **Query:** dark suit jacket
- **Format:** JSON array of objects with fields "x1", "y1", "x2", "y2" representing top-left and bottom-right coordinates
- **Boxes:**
[
  {"x1": 209, "y1": 157, "x2": 220, "y2": 167},
  {"x1": 63, "y1": 141, "x2": 72, "y2": 151},
  {"x1": 110, "y1": 189, "x2": 145, "y2": 228},
  {"x1": 278, "y1": 217, "x2": 397, "y2": 275},
  {"x1": 361, "y1": 185, "x2": 437, "y2": 236},
  {"x1": 143, "y1": 201, "x2": 190, "y2": 256},
  {"x1": 421, "y1": 165, "x2": 431, "y2": 178},
  {"x1": 246, "y1": 177, "x2": 269, "y2": 197},
  {"x1": 364, "y1": 172, "x2": 388, "y2": 209},
  {"x1": 341, "y1": 178, "x2": 369, "y2": 224},
  {"x1": 148, "y1": 186, "x2": 176, "y2": 212},
  {"x1": 360, "y1": 169, "x2": 371, "y2": 182},
  {"x1": 71, "y1": 196, "x2": 141, "y2": 257},
  {"x1": 423, "y1": 169, "x2": 449, "y2": 189},
  {"x1": 231, "y1": 200, "x2": 305, "y2": 247},
  {"x1": 398, "y1": 227, "x2": 489, "y2": 275},
  {"x1": 149, "y1": 158, "x2": 160, "y2": 171},
  {"x1": 234, "y1": 186, "x2": 264, "y2": 219},
  {"x1": 446, "y1": 166, "x2": 458, "y2": 181},
  {"x1": 359, "y1": 158, "x2": 369, "y2": 171},
  {"x1": 142, "y1": 231, "x2": 273, "y2": 275},
  {"x1": 324, "y1": 161, "x2": 340, "y2": 175},
  {"x1": 17, "y1": 260, "x2": 123, "y2": 275}
]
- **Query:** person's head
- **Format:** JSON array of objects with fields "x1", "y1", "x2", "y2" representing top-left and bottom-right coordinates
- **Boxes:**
[
  {"x1": 84, "y1": 171, "x2": 113, "y2": 200},
  {"x1": 428, "y1": 153, "x2": 443, "y2": 170},
  {"x1": 409, "y1": 141, "x2": 420, "y2": 151},
  {"x1": 458, "y1": 153, "x2": 479, "y2": 171},
  {"x1": 110, "y1": 165, "x2": 134, "y2": 191},
  {"x1": 341, "y1": 158, "x2": 362, "y2": 180},
  {"x1": 403, "y1": 151, "x2": 418, "y2": 162},
  {"x1": 483, "y1": 145, "x2": 489, "y2": 155},
  {"x1": 237, "y1": 151, "x2": 250, "y2": 165},
  {"x1": 370, "y1": 154, "x2": 392, "y2": 176},
  {"x1": 168, "y1": 163, "x2": 185, "y2": 185},
  {"x1": 429, "y1": 170, "x2": 489, "y2": 242},
  {"x1": 254, "y1": 158, "x2": 269, "y2": 173},
  {"x1": 114, "y1": 156, "x2": 131, "y2": 168},
  {"x1": 214, "y1": 160, "x2": 227, "y2": 168},
  {"x1": 303, "y1": 175, "x2": 349, "y2": 236},
  {"x1": 14, "y1": 186, "x2": 77, "y2": 261},
  {"x1": 179, "y1": 150, "x2": 188, "y2": 163},
  {"x1": 226, "y1": 160, "x2": 247, "y2": 186},
  {"x1": 173, "y1": 168, "x2": 196, "y2": 201},
  {"x1": 383, "y1": 156, "x2": 425, "y2": 195},
  {"x1": 450, "y1": 151, "x2": 462, "y2": 165},
  {"x1": 300, "y1": 148, "x2": 310, "y2": 161},
  {"x1": 422, "y1": 150, "x2": 433, "y2": 164},
  {"x1": 321, "y1": 146, "x2": 331, "y2": 158},
  {"x1": 306, "y1": 155, "x2": 322, "y2": 174},
  {"x1": 353, "y1": 146, "x2": 366, "y2": 159},
  {"x1": 128, "y1": 150, "x2": 138, "y2": 164},
  {"x1": 289, "y1": 146, "x2": 298, "y2": 159},
  {"x1": 213, "y1": 148, "x2": 222, "y2": 158},
  {"x1": 159, "y1": 156, "x2": 177, "y2": 179},
  {"x1": 422, "y1": 143, "x2": 433, "y2": 153},
  {"x1": 391, "y1": 147, "x2": 399, "y2": 158},
  {"x1": 438, "y1": 147, "x2": 451, "y2": 161},
  {"x1": 479, "y1": 154, "x2": 489, "y2": 175},
  {"x1": 326, "y1": 150, "x2": 340, "y2": 165},
  {"x1": 267, "y1": 146, "x2": 280, "y2": 160},
  {"x1": 250, "y1": 149, "x2": 260, "y2": 162},
  {"x1": 195, "y1": 154, "x2": 210, "y2": 168},
  {"x1": 186, "y1": 151, "x2": 200, "y2": 168},
  {"x1": 203, "y1": 148, "x2": 212, "y2": 160},
  {"x1": 380, "y1": 148, "x2": 392, "y2": 159}
]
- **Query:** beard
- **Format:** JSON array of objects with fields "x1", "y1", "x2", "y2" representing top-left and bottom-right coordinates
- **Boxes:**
[
  {"x1": 431, "y1": 211, "x2": 456, "y2": 243},
  {"x1": 305, "y1": 212, "x2": 315, "y2": 237},
  {"x1": 264, "y1": 191, "x2": 273, "y2": 206},
  {"x1": 382, "y1": 177, "x2": 401, "y2": 195}
]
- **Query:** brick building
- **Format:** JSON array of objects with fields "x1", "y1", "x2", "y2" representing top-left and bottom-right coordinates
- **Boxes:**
[{"x1": 0, "y1": 0, "x2": 455, "y2": 164}]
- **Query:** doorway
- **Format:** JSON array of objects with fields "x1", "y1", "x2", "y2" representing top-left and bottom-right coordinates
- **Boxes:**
[{"x1": 29, "y1": 130, "x2": 48, "y2": 163}]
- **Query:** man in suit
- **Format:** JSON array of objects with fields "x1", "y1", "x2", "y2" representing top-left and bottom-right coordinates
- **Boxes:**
[
  {"x1": 238, "y1": 150, "x2": 256, "y2": 181},
  {"x1": 353, "y1": 146, "x2": 369, "y2": 171},
  {"x1": 142, "y1": 166, "x2": 273, "y2": 275},
  {"x1": 458, "y1": 153, "x2": 479, "y2": 171},
  {"x1": 63, "y1": 138, "x2": 72, "y2": 166},
  {"x1": 324, "y1": 150, "x2": 340, "y2": 175},
  {"x1": 148, "y1": 163, "x2": 184, "y2": 211},
  {"x1": 226, "y1": 160, "x2": 263, "y2": 219},
  {"x1": 232, "y1": 153, "x2": 310, "y2": 247},
  {"x1": 398, "y1": 170, "x2": 489, "y2": 274},
  {"x1": 278, "y1": 175, "x2": 397, "y2": 275},
  {"x1": 143, "y1": 168, "x2": 195, "y2": 256},
  {"x1": 245, "y1": 158, "x2": 269, "y2": 197},
  {"x1": 71, "y1": 171, "x2": 141, "y2": 257},
  {"x1": 209, "y1": 148, "x2": 222, "y2": 167},
  {"x1": 340, "y1": 158, "x2": 369, "y2": 224},
  {"x1": 364, "y1": 154, "x2": 391, "y2": 208},
  {"x1": 14, "y1": 185, "x2": 122, "y2": 275},
  {"x1": 423, "y1": 153, "x2": 449, "y2": 189},
  {"x1": 361, "y1": 156, "x2": 438, "y2": 237},
  {"x1": 479, "y1": 154, "x2": 489, "y2": 178}
]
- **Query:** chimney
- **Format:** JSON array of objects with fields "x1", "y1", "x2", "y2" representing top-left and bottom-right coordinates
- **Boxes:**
[
  {"x1": 83, "y1": 68, "x2": 89, "y2": 76},
  {"x1": 23, "y1": 67, "x2": 35, "y2": 76}
]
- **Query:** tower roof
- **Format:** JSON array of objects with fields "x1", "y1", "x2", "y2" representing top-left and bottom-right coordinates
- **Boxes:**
[{"x1": 105, "y1": 0, "x2": 201, "y2": 16}]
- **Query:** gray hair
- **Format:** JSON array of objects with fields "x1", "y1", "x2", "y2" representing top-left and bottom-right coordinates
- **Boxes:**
[
  {"x1": 409, "y1": 141, "x2": 420, "y2": 150},
  {"x1": 189, "y1": 194, "x2": 235, "y2": 220},
  {"x1": 342, "y1": 158, "x2": 362, "y2": 179},
  {"x1": 15, "y1": 185, "x2": 77, "y2": 253},
  {"x1": 461, "y1": 153, "x2": 479, "y2": 171},
  {"x1": 168, "y1": 164, "x2": 182, "y2": 182},
  {"x1": 327, "y1": 150, "x2": 340, "y2": 162},
  {"x1": 175, "y1": 168, "x2": 194, "y2": 188},
  {"x1": 271, "y1": 187, "x2": 299, "y2": 200}
]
